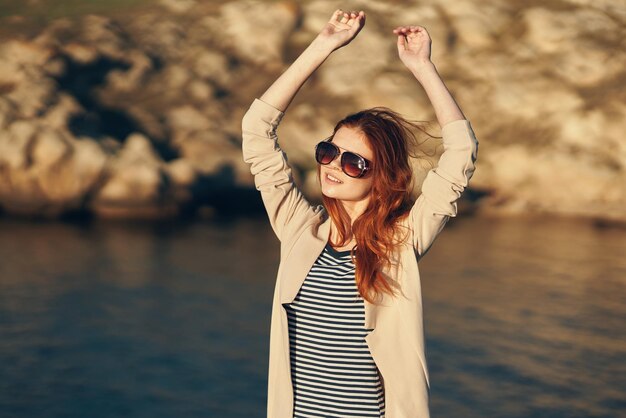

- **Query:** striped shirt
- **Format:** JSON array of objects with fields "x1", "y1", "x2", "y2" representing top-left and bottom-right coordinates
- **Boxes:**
[{"x1": 283, "y1": 243, "x2": 386, "y2": 418}]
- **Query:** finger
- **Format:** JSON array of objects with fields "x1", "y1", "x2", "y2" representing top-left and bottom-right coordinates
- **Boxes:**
[
  {"x1": 358, "y1": 11, "x2": 366, "y2": 26},
  {"x1": 339, "y1": 12, "x2": 350, "y2": 24},
  {"x1": 406, "y1": 33, "x2": 420, "y2": 43},
  {"x1": 330, "y1": 9, "x2": 343, "y2": 23},
  {"x1": 409, "y1": 26, "x2": 429, "y2": 39},
  {"x1": 349, "y1": 13, "x2": 366, "y2": 35},
  {"x1": 347, "y1": 11, "x2": 357, "y2": 25},
  {"x1": 397, "y1": 34, "x2": 406, "y2": 52},
  {"x1": 348, "y1": 10, "x2": 365, "y2": 25}
]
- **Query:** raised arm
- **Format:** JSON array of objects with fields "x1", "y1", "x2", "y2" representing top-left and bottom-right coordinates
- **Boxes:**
[
  {"x1": 261, "y1": 10, "x2": 366, "y2": 111},
  {"x1": 393, "y1": 25, "x2": 479, "y2": 258},
  {"x1": 242, "y1": 10, "x2": 366, "y2": 242}
]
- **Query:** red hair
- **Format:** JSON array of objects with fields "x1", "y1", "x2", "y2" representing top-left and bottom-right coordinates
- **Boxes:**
[{"x1": 316, "y1": 107, "x2": 438, "y2": 304}]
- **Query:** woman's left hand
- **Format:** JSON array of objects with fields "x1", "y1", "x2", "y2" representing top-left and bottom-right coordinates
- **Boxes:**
[{"x1": 393, "y1": 25, "x2": 433, "y2": 71}]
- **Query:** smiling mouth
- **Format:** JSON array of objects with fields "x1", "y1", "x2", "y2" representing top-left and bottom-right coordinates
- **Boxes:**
[{"x1": 326, "y1": 173, "x2": 343, "y2": 184}]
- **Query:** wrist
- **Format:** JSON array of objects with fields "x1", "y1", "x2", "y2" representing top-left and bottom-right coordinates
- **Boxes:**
[
  {"x1": 408, "y1": 60, "x2": 437, "y2": 80},
  {"x1": 309, "y1": 36, "x2": 337, "y2": 56}
]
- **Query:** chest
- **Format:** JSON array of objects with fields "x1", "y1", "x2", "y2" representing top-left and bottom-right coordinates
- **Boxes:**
[{"x1": 284, "y1": 244, "x2": 364, "y2": 317}]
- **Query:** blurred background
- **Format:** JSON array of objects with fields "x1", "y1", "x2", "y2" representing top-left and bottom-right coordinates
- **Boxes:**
[{"x1": 0, "y1": 0, "x2": 625, "y2": 417}]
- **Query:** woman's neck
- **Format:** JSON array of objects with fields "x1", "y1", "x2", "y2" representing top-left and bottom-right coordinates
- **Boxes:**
[{"x1": 340, "y1": 196, "x2": 370, "y2": 224}]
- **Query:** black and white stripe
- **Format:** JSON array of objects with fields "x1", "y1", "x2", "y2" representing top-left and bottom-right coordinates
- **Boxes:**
[{"x1": 283, "y1": 243, "x2": 385, "y2": 418}]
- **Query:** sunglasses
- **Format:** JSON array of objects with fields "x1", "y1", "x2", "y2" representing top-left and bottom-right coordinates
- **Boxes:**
[{"x1": 314, "y1": 138, "x2": 373, "y2": 178}]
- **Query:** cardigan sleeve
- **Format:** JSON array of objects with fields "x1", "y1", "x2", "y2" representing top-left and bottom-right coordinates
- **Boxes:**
[
  {"x1": 241, "y1": 98, "x2": 323, "y2": 242},
  {"x1": 409, "y1": 118, "x2": 479, "y2": 259}
]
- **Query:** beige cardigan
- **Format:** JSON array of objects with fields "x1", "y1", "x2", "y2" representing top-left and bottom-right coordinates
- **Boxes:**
[{"x1": 241, "y1": 98, "x2": 479, "y2": 418}]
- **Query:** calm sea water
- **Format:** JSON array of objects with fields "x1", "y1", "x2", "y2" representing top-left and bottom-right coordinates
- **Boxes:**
[{"x1": 0, "y1": 214, "x2": 624, "y2": 418}]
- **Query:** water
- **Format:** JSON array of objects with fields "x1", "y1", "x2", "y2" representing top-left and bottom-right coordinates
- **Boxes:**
[
  {"x1": 0, "y1": 214, "x2": 624, "y2": 418},
  {"x1": 421, "y1": 216, "x2": 626, "y2": 418}
]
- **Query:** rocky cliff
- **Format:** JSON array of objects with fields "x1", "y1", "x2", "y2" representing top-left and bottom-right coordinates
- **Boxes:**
[{"x1": 0, "y1": 0, "x2": 624, "y2": 222}]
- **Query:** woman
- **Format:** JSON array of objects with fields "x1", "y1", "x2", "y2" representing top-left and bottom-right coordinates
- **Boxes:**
[{"x1": 242, "y1": 9, "x2": 479, "y2": 418}]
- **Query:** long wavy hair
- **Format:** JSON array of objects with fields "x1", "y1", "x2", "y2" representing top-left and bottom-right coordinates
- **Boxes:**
[{"x1": 316, "y1": 107, "x2": 438, "y2": 305}]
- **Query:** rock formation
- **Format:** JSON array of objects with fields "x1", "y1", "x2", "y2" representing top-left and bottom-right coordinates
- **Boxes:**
[{"x1": 0, "y1": 0, "x2": 623, "y2": 222}]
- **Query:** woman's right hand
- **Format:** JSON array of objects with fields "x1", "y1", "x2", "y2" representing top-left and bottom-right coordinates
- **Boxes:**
[
  {"x1": 315, "y1": 9, "x2": 366, "y2": 52},
  {"x1": 258, "y1": 9, "x2": 365, "y2": 111}
]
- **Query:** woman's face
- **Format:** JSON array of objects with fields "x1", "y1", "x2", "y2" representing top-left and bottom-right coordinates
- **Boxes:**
[{"x1": 319, "y1": 126, "x2": 374, "y2": 204}]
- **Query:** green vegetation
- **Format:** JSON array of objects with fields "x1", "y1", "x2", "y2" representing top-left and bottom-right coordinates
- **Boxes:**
[
  {"x1": 0, "y1": 0, "x2": 158, "y2": 41},
  {"x1": 0, "y1": 0, "x2": 157, "y2": 38},
  {"x1": 0, "y1": 0, "x2": 156, "y2": 19}
]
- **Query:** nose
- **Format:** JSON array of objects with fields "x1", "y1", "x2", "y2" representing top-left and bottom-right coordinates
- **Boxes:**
[
  {"x1": 328, "y1": 158, "x2": 342, "y2": 171},
  {"x1": 328, "y1": 152, "x2": 342, "y2": 169}
]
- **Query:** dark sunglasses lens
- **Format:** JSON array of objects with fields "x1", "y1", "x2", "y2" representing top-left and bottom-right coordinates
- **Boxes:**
[
  {"x1": 315, "y1": 142, "x2": 337, "y2": 165},
  {"x1": 342, "y1": 153, "x2": 367, "y2": 177}
]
